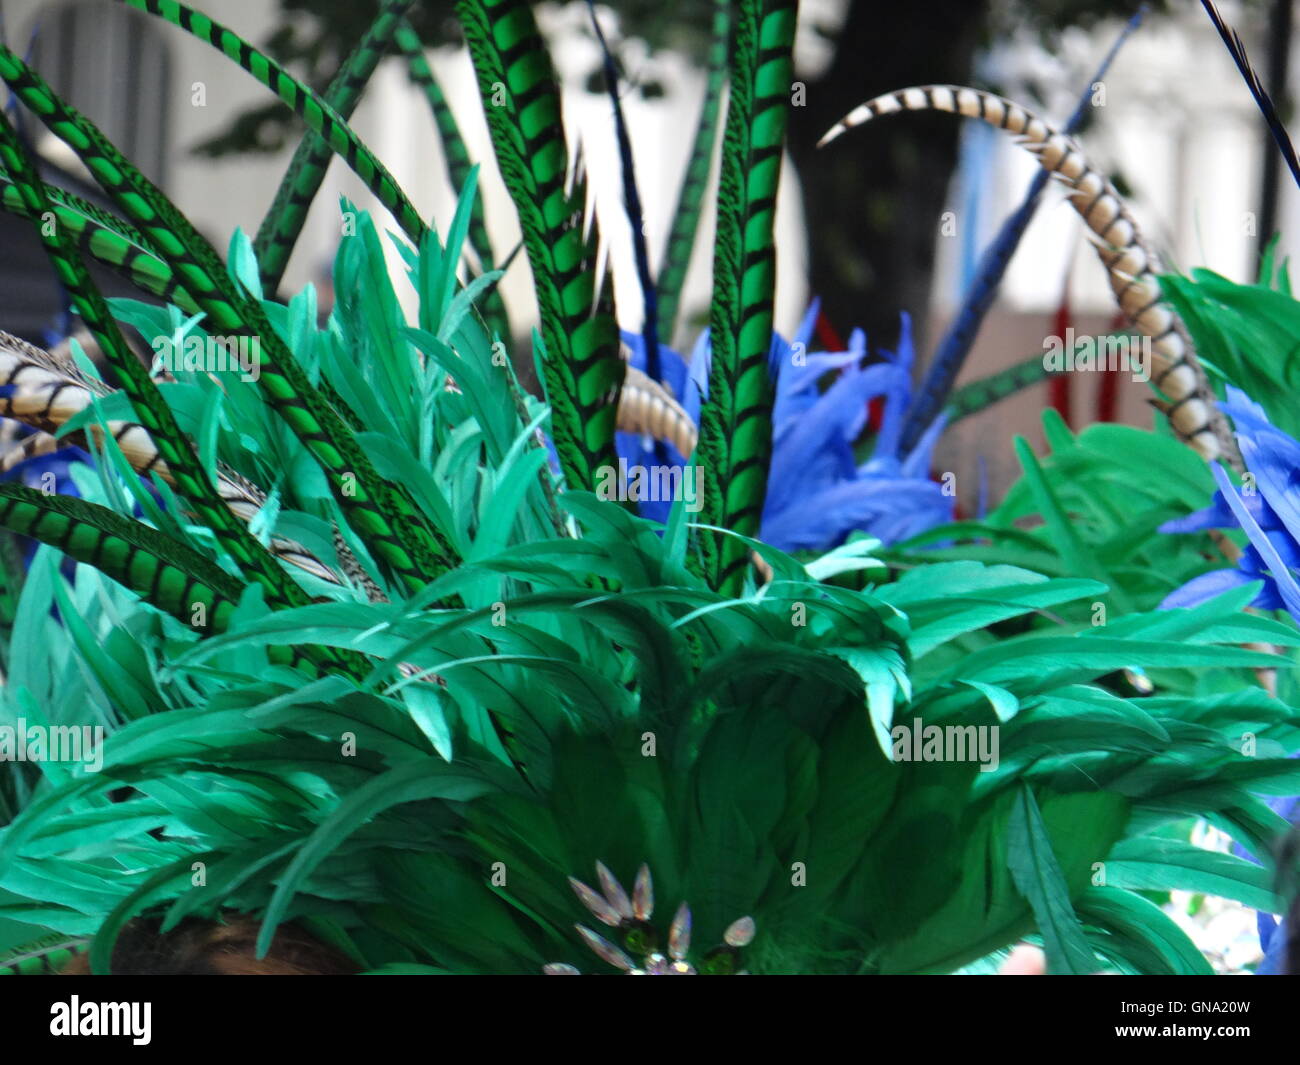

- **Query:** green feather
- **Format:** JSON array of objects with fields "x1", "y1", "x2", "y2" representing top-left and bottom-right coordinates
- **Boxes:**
[
  {"x1": 116, "y1": 0, "x2": 427, "y2": 249},
  {"x1": 0, "y1": 174, "x2": 196, "y2": 313},
  {"x1": 253, "y1": 0, "x2": 415, "y2": 294},
  {"x1": 394, "y1": 18, "x2": 510, "y2": 342},
  {"x1": 691, "y1": 0, "x2": 754, "y2": 588},
  {"x1": 0, "y1": 484, "x2": 241, "y2": 631},
  {"x1": 0, "y1": 935, "x2": 88, "y2": 976},
  {"x1": 0, "y1": 42, "x2": 455, "y2": 596},
  {"x1": 0, "y1": 482, "x2": 363, "y2": 679},
  {"x1": 455, "y1": 0, "x2": 624, "y2": 497},
  {"x1": 696, "y1": 0, "x2": 795, "y2": 592},
  {"x1": 0, "y1": 107, "x2": 304, "y2": 613},
  {"x1": 945, "y1": 350, "x2": 1067, "y2": 425}
]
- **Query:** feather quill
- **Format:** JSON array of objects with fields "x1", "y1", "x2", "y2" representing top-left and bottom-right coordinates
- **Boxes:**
[{"x1": 1201, "y1": 0, "x2": 1300, "y2": 192}]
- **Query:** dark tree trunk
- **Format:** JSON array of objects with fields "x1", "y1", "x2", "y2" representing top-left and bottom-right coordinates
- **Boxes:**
[{"x1": 786, "y1": 0, "x2": 990, "y2": 352}]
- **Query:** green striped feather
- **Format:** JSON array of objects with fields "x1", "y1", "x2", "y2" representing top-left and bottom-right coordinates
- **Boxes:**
[
  {"x1": 0, "y1": 119, "x2": 374, "y2": 678},
  {"x1": 0, "y1": 180, "x2": 375, "y2": 447},
  {"x1": 0, "y1": 174, "x2": 196, "y2": 312},
  {"x1": 0, "y1": 935, "x2": 88, "y2": 976},
  {"x1": 657, "y1": 0, "x2": 731, "y2": 342},
  {"x1": 696, "y1": 0, "x2": 795, "y2": 592},
  {"x1": 0, "y1": 106, "x2": 307, "y2": 614},
  {"x1": 116, "y1": 0, "x2": 427, "y2": 250},
  {"x1": 945, "y1": 351, "x2": 1064, "y2": 425},
  {"x1": 0, "y1": 43, "x2": 455, "y2": 597},
  {"x1": 0, "y1": 484, "x2": 241, "y2": 632},
  {"x1": 393, "y1": 18, "x2": 510, "y2": 341},
  {"x1": 0, "y1": 485, "x2": 338, "y2": 675},
  {"x1": 691, "y1": 0, "x2": 754, "y2": 587},
  {"x1": 253, "y1": 0, "x2": 415, "y2": 295},
  {"x1": 455, "y1": 0, "x2": 624, "y2": 497}
]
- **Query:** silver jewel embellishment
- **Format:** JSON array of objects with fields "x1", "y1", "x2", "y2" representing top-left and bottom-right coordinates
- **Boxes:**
[{"x1": 544, "y1": 862, "x2": 755, "y2": 975}]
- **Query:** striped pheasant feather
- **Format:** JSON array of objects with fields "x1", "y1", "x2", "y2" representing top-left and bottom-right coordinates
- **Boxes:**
[
  {"x1": 898, "y1": 10, "x2": 1143, "y2": 455},
  {"x1": 696, "y1": 0, "x2": 795, "y2": 592},
  {"x1": 0, "y1": 298, "x2": 689, "y2": 547},
  {"x1": 393, "y1": 18, "x2": 510, "y2": 341},
  {"x1": 0, "y1": 482, "x2": 348, "y2": 676},
  {"x1": 254, "y1": 0, "x2": 416, "y2": 294},
  {"x1": 0, "y1": 482, "x2": 243, "y2": 631},
  {"x1": 657, "y1": 0, "x2": 731, "y2": 343},
  {"x1": 1202, "y1": 0, "x2": 1300, "y2": 192},
  {"x1": 0, "y1": 330, "x2": 353, "y2": 588},
  {"x1": 0, "y1": 327, "x2": 698, "y2": 593},
  {"x1": 944, "y1": 350, "x2": 1066, "y2": 425},
  {"x1": 116, "y1": 0, "x2": 428, "y2": 250},
  {"x1": 0, "y1": 336, "x2": 385, "y2": 677},
  {"x1": 455, "y1": 0, "x2": 624, "y2": 497},
  {"x1": 587, "y1": 1, "x2": 661, "y2": 387},
  {"x1": 0, "y1": 428, "x2": 66, "y2": 477},
  {"x1": 618, "y1": 364, "x2": 699, "y2": 459},
  {"x1": 0, "y1": 330, "x2": 165, "y2": 479},
  {"x1": 0, "y1": 41, "x2": 456, "y2": 594},
  {"x1": 693, "y1": 0, "x2": 754, "y2": 586},
  {"x1": 0, "y1": 936, "x2": 88, "y2": 976},
  {"x1": 820, "y1": 85, "x2": 1234, "y2": 464},
  {"x1": 0, "y1": 105, "x2": 316, "y2": 615},
  {"x1": 0, "y1": 175, "x2": 195, "y2": 312}
]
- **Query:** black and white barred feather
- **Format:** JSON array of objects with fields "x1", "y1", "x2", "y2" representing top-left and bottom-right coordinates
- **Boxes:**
[
  {"x1": 0, "y1": 330, "x2": 343, "y2": 587},
  {"x1": 821, "y1": 85, "x2": 1235, "y2": 465},
  {"x1": 618, "y1": 364, "x2": 698, "y2": 459},
  {"x1": 0, "y1": 331, "x2": 709, "y2": 595}
]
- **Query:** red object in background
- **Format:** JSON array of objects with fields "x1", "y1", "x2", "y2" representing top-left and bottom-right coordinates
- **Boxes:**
[
  {"x1": 814, "y1": 305, "x2": 845, "y2": 353},
  {"x1": 816, "y1": 305, "x2": 887, "y2": 433},
  {"x1": 818, "y1": 306, "x2": 965, "y2": 519},
  {"x1": 1094, "y1": 310, "x2": 1126, "y2": 424},
  {"x1": 1049, "y1": 268, "x2": 1073, "y2": 428}
]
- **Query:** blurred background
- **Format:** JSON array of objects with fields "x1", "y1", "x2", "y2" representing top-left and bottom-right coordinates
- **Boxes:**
[{"x1": 0, "y1": 0, "x2": 1294, "y2": 504}]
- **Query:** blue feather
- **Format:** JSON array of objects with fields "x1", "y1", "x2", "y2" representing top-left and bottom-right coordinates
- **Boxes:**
[
  {"x1": 586, "y1": 1, "x2": 661, "y2": 389},
  {"x1": 1160, "y1": 387, "x2": 1300, "y2": 617},
  {"x1": 618, "y1": 309, "x2": 956, "y2": 549}
]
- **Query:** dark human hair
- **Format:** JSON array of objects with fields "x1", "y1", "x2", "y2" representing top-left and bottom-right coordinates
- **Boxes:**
[{"x1": 60, "y1": 915, "x2": 359, "y2": 975}]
